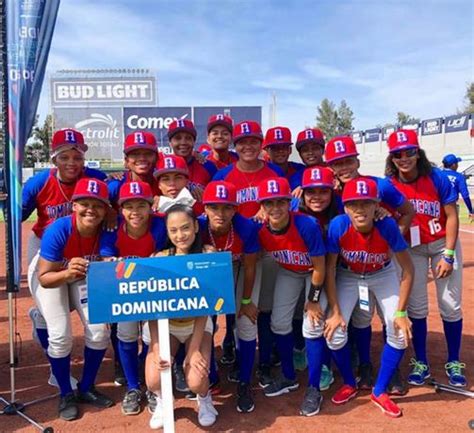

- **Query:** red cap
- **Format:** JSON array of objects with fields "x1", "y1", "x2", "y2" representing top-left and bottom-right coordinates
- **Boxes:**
[
  {"x1": 387, "y1": 129, "x2": 419, "y2": 153},
  {"x1": 263, "y1": 126, "x2": 292, "y2": 149},
  {"x1": 118, "y1": 181, "x2": 154, "y2": 205},
  {"x1": 233, "y1": 120, "x2": 263, "y2": 144},
  {"x1": 72, "y1": 178, "x2": 110, "y2": 205},
  {"x1": 257, "y1": 177, "x2": 292, "y2": 202},
  {"x1": 295, "y1": 128, "x2": 325, "y2": 150},
  {"x1": 51, "y1": 129, "x2": 88, "y2": 157},
  {"x1": 207, "y1": 114, "x2": 233, "y2": 133},
  {"x1": 124, "y1": 131, "x2": 158, "y2": 155},
  {"x1": 342, "y1": 177, "x2": 379, "y2": 203},
  {"x1": 203, "y1": 181, "x2": 237, "y2": 205},
  {"x1": 325, "y1": 136, "x2": 359, "y2": 163},
  {"x1": 168, "y1": 118, "x2": 197, "y2": 140},
  {"x1": 155, "y1": 154, "x2": 189, "y2": 178},
  {"x1": 301, "y1": 166, "x2": 335, "y2": 189}
]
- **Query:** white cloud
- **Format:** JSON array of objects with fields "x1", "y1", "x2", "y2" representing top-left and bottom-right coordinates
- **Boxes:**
[{"x1": 251, "y1": 75, "x2": 305, "y2": 91}]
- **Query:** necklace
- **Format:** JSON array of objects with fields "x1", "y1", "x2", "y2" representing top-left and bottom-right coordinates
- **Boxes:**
[
  {"x1": 55, "y1": 171, "x2": 77, "y2": 202},
  {"x1": 208, "y1": 222, "x2": 234, "y2": 251}
]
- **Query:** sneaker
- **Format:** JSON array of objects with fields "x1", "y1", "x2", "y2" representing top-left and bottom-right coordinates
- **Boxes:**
[
  {"x1": 114, "y1": 360, "x2": 127, "y2": 387},
  {"x1": 293, "y1": 348, "x2": 307, "y2": 372},
  {"x1": 264, "y1": 376, "x2": 299, "y2": 397},
  {"x1": 227, "y1": 364, "x2": 240, "y2": 383},
  {"x1": 407, "y1": 359, "x2": 430, "y2": 386},
  {"x1": 197, "y1": 392, "x2": 218, "y2": 427},
  {"x1": 77, "y1": 385, "x2": 114, "y2": 408},
  {"x1": 319, "y1": 365, "x2": 335, "y2": 391},
  {"x1": 58, "y1": 392, "x2": 78, "y2": 421},
  {"x1": 257, "y1": 364, "x2": 273, "y2": 388},
  {"x1": 357, "y1": 363, "x2": 373, "y2": 390},
  {"x1": 445, "y1": 361, "x2": 467, "y2": 387},
  {"x1": 387, "y1": 368, "x2": 408, "y2": 395},
  {"x1": 370, "y1": 393, "x2": 402, "y2": 418},
  {"x1": 237, "y1": 382, "x2": 255, "y2": 413},
  {"x1": 185, "y1": 390, "x2": 197, "y2": 401},
  {"x1": 173, "y1": 363, "x2": 189, "y2": 393},
  {"x1": 121, "y1": 389, "x2": 142, "y2": 416},
  {"x1": 48, "y1": 370, "x2": 78, "y2": 391},
  {"x1": 146, "y1": 390, "x2": 157, "y2": 414},
  {"x1": 220, "y1": 345, "x2": 236, "y2": 365},
  {"x1": 149, "y1": 394, "x2": 163, "y2": 430},
  {"x1": 300, "y1": 386, "x2": 323, "y2": 417},
  {"x1": 331, "y1": 384, "x2": 358, "y2": 405}
]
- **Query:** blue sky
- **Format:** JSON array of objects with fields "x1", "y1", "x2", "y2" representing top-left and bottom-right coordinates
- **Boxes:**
[{"x1": 39, "y1": 0, "x2": 473, "y2": 133}]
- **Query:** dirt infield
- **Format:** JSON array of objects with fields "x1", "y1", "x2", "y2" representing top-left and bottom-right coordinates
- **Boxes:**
[{"x1": 0, "y1": 222, "x2": 473, "y2": 433}]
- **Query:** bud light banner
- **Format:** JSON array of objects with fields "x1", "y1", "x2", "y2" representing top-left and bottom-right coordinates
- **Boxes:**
[
  {"x1": 87, "y1": 253, "x2": 236, "y2": 324},
  {"x1": 382, "y1": 126, "x2": 396, "y2": 141},
  {"x1": 352, "y1": 131, "x2": 363, "y2": 144},
  {"x1": 123, "y1": 107, "x2": 192, "y2": 154},
  {"x1": 5, "y1": 0, "x2": 60, "y2": 292},
  {"x1": 444, "y1": 114, "x2": 470, "y2": 133},
  {"x1": 364, "y1": 128, "x2": 381, "y2": 143},
  {"x1": 421, "y1": 118, "x2": 443, "y2": 135}
]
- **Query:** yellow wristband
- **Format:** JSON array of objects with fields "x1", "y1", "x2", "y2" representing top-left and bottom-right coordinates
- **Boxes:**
[
  {"x1": 394, "y1": 310, "x2": 407, "y2": 318},
  {"x1": 241, "y1": 298, "x2": 252, "y2": 305},
  {"x1": 444, "y1": 249, "x2": 455, "y2": 257}
]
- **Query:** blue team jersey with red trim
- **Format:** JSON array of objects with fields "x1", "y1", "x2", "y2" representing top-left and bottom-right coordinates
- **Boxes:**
[
  {"x1": 206, "y1": 151, "x2": 239, "y2": 170},
  {"x1": 107, "y1": 172, "x2": 161, "y2": 207},
  {"x1": 257, "y1": 212, "x2": 325, "y2": 273},
  {"x1": 213, "y1": 162, "x2": 284, "y2": 218},
  {"x1": 198, "y1": 213, "x2": 260, "y2": 261},
  {"x1": 187, "y1": 158, "x2": 217, "y2": 194},
  {"x1": 40, "y1": 214, "x2": 104, "y2": 265},
  {"x1": 99, "y1": 215, "x2": 167, "y2": 258},
  {"x1": 22, "y1": 167, "x2": 107, "y2": 238},
  {"x1": 326, "y1": 214, "x2": 407, "y2": 273},
  {"x1": 283, "y1": 161, "x2": 305, "y2": 182},
  {"x1": 443, "y1": 169, "x2": 473, "y2": 214},
  {"x1": 388, "y1": 168, "x2": 456, "y2": 244}
]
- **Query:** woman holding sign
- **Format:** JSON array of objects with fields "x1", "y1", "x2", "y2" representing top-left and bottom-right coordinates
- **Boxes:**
[
  {"x1": 146, "y1": 204, "x2": 218, "y2": 429},
  {"x1": 385, "y1": 130, "x2": 465, "y2": 388},
  {"x1": 33, "y1": 178, "x2": 113, "y2": 421}
]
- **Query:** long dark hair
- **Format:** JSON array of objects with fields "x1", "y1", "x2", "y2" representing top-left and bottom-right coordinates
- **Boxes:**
[
  {"x1": 165, "y1": 204, "x2": 203, "y2": 254},
  {"x1": 299, "y1": 188, "x2": 340, "y2": 225},
  {"x1": 385, "y1": 148, "x2": 434, "y2": 179}
]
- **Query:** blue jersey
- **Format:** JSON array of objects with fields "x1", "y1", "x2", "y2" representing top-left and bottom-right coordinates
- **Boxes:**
[{"x1": 443, "y1": 169, "x2": 473, "y2": 214}]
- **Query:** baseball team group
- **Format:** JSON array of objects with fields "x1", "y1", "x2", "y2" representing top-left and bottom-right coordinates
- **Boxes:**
[{"x1": 20, "y1": 113, "x2": 471, "y2": 428}]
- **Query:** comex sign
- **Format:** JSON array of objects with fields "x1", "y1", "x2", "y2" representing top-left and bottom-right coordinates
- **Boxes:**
[{"x1": 126, "y1": 113, "x2": 190, "y2": 130}]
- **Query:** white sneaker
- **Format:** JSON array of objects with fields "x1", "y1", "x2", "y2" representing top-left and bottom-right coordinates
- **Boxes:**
[
  {"x1": 197, "y1": 392, "x2": 218, "y2": 427},
  {"x1": 149, "y1": 394, "x2": 164, "y2": 430},
  {"x1": 48, "y1": 370, "x2": 78, "y2": 391}
]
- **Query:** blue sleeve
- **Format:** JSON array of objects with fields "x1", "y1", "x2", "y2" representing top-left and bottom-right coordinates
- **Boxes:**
[
  {"x1": 84, "y1": 167, "x2": 107, "y2": 181},
  {"x1": 335, "y1": 194, "x2": 344, "y2": 214},
  {"x1": 375, "y1": 176, "x2": 405, "y2": 209},
  {"x1": 151, "y1": 216, "x2": 168, "y2": 251},
  {"x1": 99, "y1": 230, "x2": 119, "y2": 257},
  {"x1": 290, "y1": 162, "x2": 306, "y2": 172},
  {"x1": 40, "y1": 217, "x2": 72, "y2": 262},
  {"x1": 289, "y1": 170, "x2": 303, "y2": 190},
  {"x1": 326, "y1": 215, "x2": 350, "y2": 254},
  {"x1": 267, "y1": 162, "x2": 285, "y2": 177},
  {"x1": 203, "y1": 160, "x2": 218, "y2": 178},
  {"x1": 431, "y1": 168, "x2": 457, "y2": 205},
  {"x1": 289, "y1": 197, "x2": 300, "y2": 211},
  {"x1": 212, "y1": 165, "x2": 233, "y2": 181},
  {"x1": 376, "y1": 217, "x2": 408, "y2": 252},
  {"x1": 234, "y1": 213, "x2": 260, "y2": 254},
  {"x1": 106, "y1": 178, "x2": 123, "y2": 205},
  {"x1": 198, "y1": 215, "x2": 208, "y2": 233},
  {"x1": 21, "y1": 169, "x2": 50, "y2": 221},
  {"x1": 294, "y1": 214, "x2": 326, "y2": 257},
  {"x1": 456, "y1": 173, "x2": 473, "y2": 213}
]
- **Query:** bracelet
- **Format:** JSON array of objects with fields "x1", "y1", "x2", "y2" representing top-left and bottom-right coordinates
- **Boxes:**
[
  {"x1": 442, "y1": 255, "x2": 455, "y2": 265},
  {"x1": 241, "y1": 297, "x2": 252, "y2": 305},
  {"x1": 308, "y1": 283, "x2": 323, "y2": 303},
  {"x1": 394, "y1": 310, "x2": 408, "y2": 318},
  {"x1": 444, "y1": 248, "x2": 455, "y2": 257}
]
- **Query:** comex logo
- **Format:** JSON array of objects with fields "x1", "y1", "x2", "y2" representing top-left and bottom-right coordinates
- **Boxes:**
[{"x1": 126, "y1": 113, "x2": 189, "y2": 130}]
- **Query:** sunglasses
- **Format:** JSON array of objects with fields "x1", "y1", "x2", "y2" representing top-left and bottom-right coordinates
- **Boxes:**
[{"x1": 391, "y1": 148, "x2": 418, "y2": 159}]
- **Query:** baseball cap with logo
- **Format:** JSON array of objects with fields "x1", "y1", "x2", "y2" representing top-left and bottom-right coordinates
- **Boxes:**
[
  {"x1": 203, "y1": 181, "x2": 237, "y2": 205},
  {"x1": 72, "y1": 178, "x2": 110, "y2": 205},
  {"x1": 168, "y1": 118, "x2": 197, "y2": 140},
  {"x1": 257, "y1": 177, "x2": 292, "y2": 202},
  {"x1": 325, "y1": 136, "x2": 359, "y2": 164},
  {"x1": 387, "y1": 129, "x2": 419, "y2": 153},
  {"x1": 295, "y1": 128, "x2": 325, "y2": 150},
  {"x1": 233, "y1": 120, "x2": 263, "y2": 144},
  {"x1": 51, "y1": 129, "x2": 88, "y2": 157},
  {"x1": 263, "y1": 126, "x2": 293, "y2": 149},
  {"x1": 442, "y1": 153, "x2": 462, "y2": 166},
  {"x1": 124, "y1": 131, "x2": 158, "y2": 155},
  {"x1": 207, "y1": 114, "x2": 234, "y2": 133},
  {"x1": 155, "y1": 154, "x2": 189, "y2": 178},
  {"x1": 301, "y1": 166, "x2": 335, "y2": 189},
  {"x1": 118, "y1": 181, "x2": 154, "y2": 205},
  {"x1": 342, "y1": 177, "x2": 379, "y2": 203}
]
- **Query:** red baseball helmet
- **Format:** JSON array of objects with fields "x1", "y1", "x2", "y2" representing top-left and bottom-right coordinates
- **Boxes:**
[
  {"x1": 155, "y1": 154, "x2": 189, "y2": 178},
  {"x1": 72, "y1": 178, "x2": 110, "y2": 205},
  {"x1": 257, "y1": 177, "x2": 292, "y2": 202},
  {"x1": 51, "y1": 129, "x2": 88, "y2": 157},
  {"x1": 202, "y1": 181, "x2": 238, "y2": 206},
  {"x1": 118, "y1": 181, "x2": 154, "y2": 205},
  {"x1": 295, "y1": 128, "x2": 325, "y2": 150},
  {"x1": 263, "y1": 126, "x2": 293, "y2": 149},
  {"x1": 233, "y1": 120, "x2": 263, "y2": 144},
  {"x1": 168, "y1": 118, "x2": 197, "y2": 140},
  {"x1": 325, "y1": 136, "x2": 359, "y2": 164},
  {"x1": 124, "y1": 131, "x2": 158, "y2": 155},
  {"x1": 301, "y1": 166, "x2": 335, "y2": 189},
  {"x1": 207, "y1": 114, "x2": 233, "y2": 133},
  {"x1": 342, "y1": 177, "x2": 379, "y2": 203},
  {"x1": 387, "y1": 129, "x2": 419, "y2": 153}
]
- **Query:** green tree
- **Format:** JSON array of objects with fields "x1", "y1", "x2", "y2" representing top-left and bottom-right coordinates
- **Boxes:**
[
  {"x1": 336, "y1": 99, "x2": 354, "y2": 135},
  {"x1": 316, "y1": 98, "x2": 338, "y2": 139},
  {"x1": 396, "y1": 112, "x2": 420, "y2": 126},
  {"x1": 24, "y1": 114, "x2": 52, "y2": 167},
  {"x1": 462, "y1": 82, "x2": 474, "y2": 113}
]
